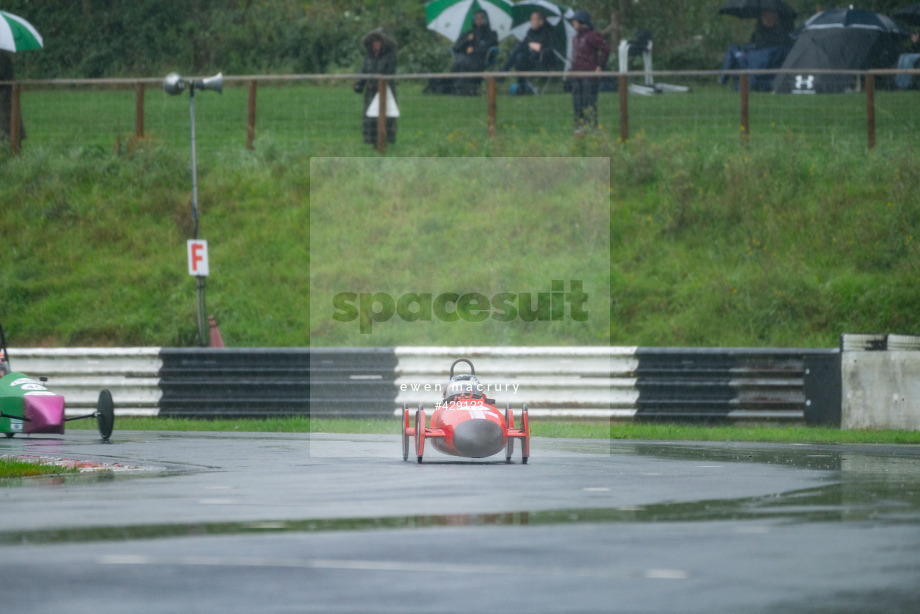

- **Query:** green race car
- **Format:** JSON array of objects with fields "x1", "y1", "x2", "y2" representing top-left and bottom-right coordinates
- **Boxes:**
[{"x1": 0, "y1": 323, "x2": 114, "y2": 440}]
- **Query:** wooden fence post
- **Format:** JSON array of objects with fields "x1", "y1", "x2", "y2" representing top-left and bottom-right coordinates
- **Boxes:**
[
  {"x1": 740, "y1": 73, "x2": 749, "y2": 145},
  {"x1": 487, "y1": 76, "x2": 497, "y2": 137},
  {"x1": 376, "y1": 78, "x2": 387, "y2": 154},
  {"x1": 246, "y1": 79, "x2": 257, "y2": 150},
  {"x1": 10, "y1": 82, "x2": 21, "y2": 155},
  {"x1": 618, "y1": 74, "x2": 628, "y2": 142},
  {"x1": 135, "y1": 82, "x2": 145, "y2": 139},
  {"x1": 865, "y1": 73, "x2": 876, "y2": 151}
]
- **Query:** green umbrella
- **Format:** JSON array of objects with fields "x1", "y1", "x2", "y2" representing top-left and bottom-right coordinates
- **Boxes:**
[
  {"x1": 0, "y1": 10, "x2": 43, "y2": 52},
  {"x1": 425, "y1": 0, "x2": 515, "y2": 43}
]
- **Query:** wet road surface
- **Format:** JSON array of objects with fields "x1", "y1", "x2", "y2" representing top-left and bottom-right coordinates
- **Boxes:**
[{"x1": 1, "y1": 431, "x2": 919, "y2": 613}]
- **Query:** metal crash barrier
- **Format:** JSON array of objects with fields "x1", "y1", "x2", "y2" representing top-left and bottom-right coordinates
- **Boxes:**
[{"x1": 6, "y1": 346, "x2": 843, "y2": 424}]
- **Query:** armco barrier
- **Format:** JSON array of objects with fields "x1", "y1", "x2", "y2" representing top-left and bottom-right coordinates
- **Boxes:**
[
  {"x1": 632, "y1": 348, "x2": 840, "y2": 424},
  {"x1": 6, "y1": 346, "x2": 842, "y2": 423},
  {"x1": 158, "y1": 347, "x2": 396, "y2": 419},
  {"x1": 394, "y1": 347, "x2": 839, "y2": 423},
  {"x1": 158, "y1": 348, "x2": 310, "y2": 418},
  {"x1": 393, "y1": 346, "x2": 630, "y2": 419},
  {"x1": 7, "y1": 347, "x2": 161, "y2": 416}
]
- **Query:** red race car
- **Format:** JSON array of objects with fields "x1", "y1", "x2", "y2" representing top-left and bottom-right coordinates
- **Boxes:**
[{"x1": 402, "y1": 358, "x2": 529, "y2": 464}]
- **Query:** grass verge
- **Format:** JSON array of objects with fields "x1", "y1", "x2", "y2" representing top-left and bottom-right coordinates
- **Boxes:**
[
  {"x1": 0, "y1": 457, "x2": 81, "y2": 479},
  {"x1": 67, "y1": 417, "x2": 920, "y2": 445}
]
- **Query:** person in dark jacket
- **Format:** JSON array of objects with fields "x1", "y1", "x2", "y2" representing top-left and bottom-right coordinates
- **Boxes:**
[
  {"x1": 500, "y1": 11, "x2": 557, "y2": 94},
  {"x1": 569, "y1": 10, "x2": 610, "y2": 134},
  {"x1": 719, "y1": 10, "x2": 793, "y2": 90},
  {"x1": 354, "y1": 28, "x2": 397, "y2": 145},
  {"x1": 451, "y1": 9, "x2": 498, "y2": 95},
  {"x1": 749, "y1": 9, "x2": 793, "y2": 48}
]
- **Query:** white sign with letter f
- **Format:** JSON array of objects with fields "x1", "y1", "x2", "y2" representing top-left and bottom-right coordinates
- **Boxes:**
[{"x1": 187, "y1": 240, "x2": 209, "y2": 276}]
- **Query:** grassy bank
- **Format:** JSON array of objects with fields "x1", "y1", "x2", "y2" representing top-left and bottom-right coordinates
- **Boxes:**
[
  {"x1": 1, "y1": 85, "x2": 918, "y2": 348},
  {"x1": 65, "y1": 417, "x2": 920, "y2": 445}
]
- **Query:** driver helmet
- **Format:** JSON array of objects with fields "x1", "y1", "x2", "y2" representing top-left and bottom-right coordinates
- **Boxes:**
[{"x1": 443, "y1": 373, "x2": 484, "y2": 404}]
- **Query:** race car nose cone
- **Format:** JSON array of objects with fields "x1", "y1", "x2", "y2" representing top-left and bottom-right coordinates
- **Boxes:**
[
  {"x1": 23, "y1": 394, "x2": 66, "y2": 434},
  {"x1": 453, "y1": 419, "x2": 504, "y2": 458}
]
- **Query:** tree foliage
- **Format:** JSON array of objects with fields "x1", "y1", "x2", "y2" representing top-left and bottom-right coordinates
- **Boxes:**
[{"x1": 3, "y1": 0, "x2": 916, "y2": 78}]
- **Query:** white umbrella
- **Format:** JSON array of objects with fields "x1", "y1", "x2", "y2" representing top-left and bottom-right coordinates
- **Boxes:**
[
  {"x1": 0, "y1": 10, "x2": 43, "y2": 52},
  {"x1": 425, "y1": 0, "x2": 515, "y2": 43}
]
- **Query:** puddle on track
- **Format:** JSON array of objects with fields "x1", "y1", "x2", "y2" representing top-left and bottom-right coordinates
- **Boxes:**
[{"x1": 2, "y1": 441, "x2": 919, "y2": 545}]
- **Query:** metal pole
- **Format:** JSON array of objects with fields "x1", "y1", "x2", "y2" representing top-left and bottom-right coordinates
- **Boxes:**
[
  {"x1": 190, "y1": 86, "x2": 200, "y2": 240},
  {"x1": 189, "y1": 84, "x2": 207, "y2": 346},
  {"x1": 618, "y1": 74, "x2": 628, "y2": 142},
  {"x1": 196, "y1": 276, "x2": 207, "y2": 347}
]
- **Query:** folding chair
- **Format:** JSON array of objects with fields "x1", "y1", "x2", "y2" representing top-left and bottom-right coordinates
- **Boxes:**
[{"x1": 618, "y1": 30, "x2": 689, "y2": 95}]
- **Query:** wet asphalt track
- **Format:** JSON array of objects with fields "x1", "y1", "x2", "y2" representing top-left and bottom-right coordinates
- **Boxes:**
[{"x1": 1, "y1": 431, "x2": 920, "y2": 614}]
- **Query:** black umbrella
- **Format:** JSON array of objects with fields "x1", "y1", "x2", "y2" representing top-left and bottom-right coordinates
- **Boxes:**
[
  {"x1": 803, "y1": 7, "x2": 906, "y2": 34},
  {"x1": 894, "y1": 3, "x2": 920, "y2": 28},
  {"x1": 718, "y1": 0, "x2": 796, "y2": 20},
  {"x1": 773, "y1": 8, "x2": 908, "y2": 94}
]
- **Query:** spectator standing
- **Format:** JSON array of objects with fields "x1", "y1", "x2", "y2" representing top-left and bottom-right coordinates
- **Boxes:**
[
  {"x1": 354, "y1": 28, "x2": 397, "y2": 145},
  {"x1": 569, "y1": 10, "x2": 610, "y2": 135}
]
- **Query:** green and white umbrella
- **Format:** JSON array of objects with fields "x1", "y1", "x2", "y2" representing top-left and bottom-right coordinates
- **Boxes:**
[
  {"x1": 0, "y1": 10, "x2": 43, "y2": 52},
  {"x1": 425, "y1": 0, "x2": 515, "y2": 43}
]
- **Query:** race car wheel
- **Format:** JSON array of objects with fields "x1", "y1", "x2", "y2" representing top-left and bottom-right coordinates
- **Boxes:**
[
  {"x1": 415, "y1": 405, "x2": 426, "y2": 463},
  {"x1": 521, "y1": 404, "x2": 529, "y2": 464},
  {"x1": 402, "y1": 403, "x2": 410, "y2": 461},
  {"x1": 4, "y1": 432, "x2": 14, "y2": 438},
  {"x1": 96, "y1": 389, "x2": 115, "y2": 441},
  {"x1": 505, "y1": 404, "x2": 514, "y2": 462}
]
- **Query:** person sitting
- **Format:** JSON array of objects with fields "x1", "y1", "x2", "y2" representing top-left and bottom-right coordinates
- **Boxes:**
[
  {"x1": 450, "y1": 9, "x2": 498, "y2": 95},
  {"x1": 424, "y1": 10, "x2": 498, "y2": 95},
  {"x1": 500, "y1": 11, "x2": 557, "y2": 94},
  {"x1": 720, "y1": 10, "x2": 793, "y2": 91}
]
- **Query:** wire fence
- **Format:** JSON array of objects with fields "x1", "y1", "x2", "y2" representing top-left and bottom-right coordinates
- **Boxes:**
[{"x1": 4, "y1": 68, "x2": 920, "y2": 156}]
